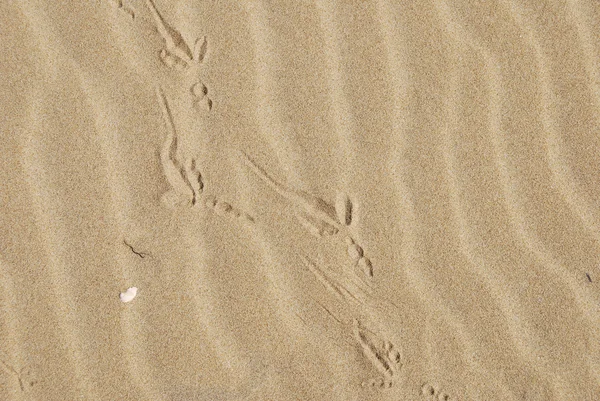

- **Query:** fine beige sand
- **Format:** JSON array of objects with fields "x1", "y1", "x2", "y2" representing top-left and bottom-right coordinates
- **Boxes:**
[{"x1": 2, "y1": 0, "x2": 600, "y2": 400}]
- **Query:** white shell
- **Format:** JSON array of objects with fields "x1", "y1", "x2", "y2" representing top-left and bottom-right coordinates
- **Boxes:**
[{"x1": 120, "y1": 287, "x2": 138, "y2": 303}]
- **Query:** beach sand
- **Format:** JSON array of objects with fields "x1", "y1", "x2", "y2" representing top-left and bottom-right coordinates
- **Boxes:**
[{"x1": 1, "y1": 0, "x2": 600, "y2": 399}]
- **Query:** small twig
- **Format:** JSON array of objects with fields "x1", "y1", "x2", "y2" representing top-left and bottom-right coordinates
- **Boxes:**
[
  {"x1": 586, "y1": 273, "x2": 592, "y2": 283},
  {"x1": 123, "y1": 240, "x2": 148, "y2": 259}
]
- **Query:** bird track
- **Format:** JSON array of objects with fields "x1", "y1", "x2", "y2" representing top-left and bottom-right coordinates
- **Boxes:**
[{"x1": 240, "y1": 150, "x2": 374, "y2": 280}]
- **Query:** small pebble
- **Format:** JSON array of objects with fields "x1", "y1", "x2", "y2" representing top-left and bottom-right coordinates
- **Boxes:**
[
  {"x1": 347, "y1": 243, "x2": 364, "y2": 260},
  {"x1": 344, "y1": 236, "x2": 355, "y2": 246},
  {"x1": 438, "y1": 394, "x2": 450, "y2": 401}
]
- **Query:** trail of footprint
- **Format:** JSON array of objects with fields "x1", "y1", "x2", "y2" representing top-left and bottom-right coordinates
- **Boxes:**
[
  {"x1": 301, "y1": 254, "x2": 368, "y2": 309},
  {"x1": 156, "y1": 86, "x2": 196, "y2": 208},
  {"x1": 353, "y1": 319, "x2": 403, "y2": 389},
  {"x1": 239, "y1": 153, "x2": 393, "y2": 388},
  {"x1": 298, "y1": 253, "x2": 402, "y2": 389},
  {"x1": 144, "y1": 0, "x2": 207, "y2": 70},
  {"x1": 332, "y1": 194, "x2": 375, "y2": 281},
  {"x1": 183, "y1": 156, "x2": 204, "y2": 205},
  {"x1": 191, "y1": 82, "x2": 213, "y2": 112},
  {"x1": 201, "y1": 194, "x2": 254, "y2": 224},
  {"x1": 239, "y1": 151, "x2": 376, "y2": 279},
  {"x1": 421, "y1": 383, "x2": 453, "y2": 401},
  {"x1": 343, "y1": 236, "x2": 374, "y2": 280},
  {"x1": 239, "y1": 150, "x2": 340, "y2": 234},
  {"x1": 155, "y1": 89, "x2": 254, "y2": 230}
]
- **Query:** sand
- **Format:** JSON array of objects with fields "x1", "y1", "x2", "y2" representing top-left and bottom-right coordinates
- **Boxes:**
[{"x1": 1, "y1": 0, "x2": 600, "y2": 399}]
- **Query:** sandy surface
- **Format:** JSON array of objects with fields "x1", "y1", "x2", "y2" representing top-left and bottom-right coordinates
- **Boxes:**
[{"x1": 1, "y1": 0, "x2": 600, "y2": 400}]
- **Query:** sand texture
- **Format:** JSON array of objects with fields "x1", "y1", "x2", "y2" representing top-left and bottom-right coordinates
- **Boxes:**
[{"x1": 1, "y1": 0, "x2": 600, "y2": 400}]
